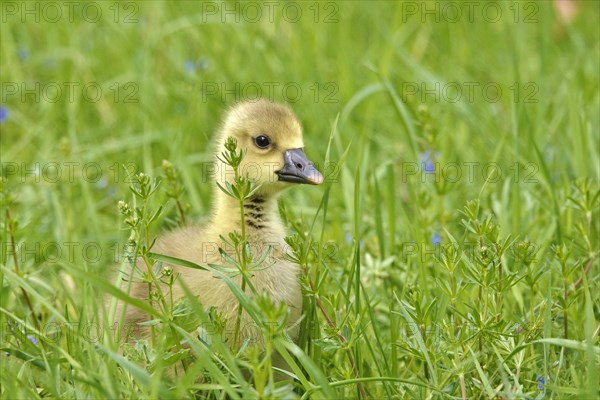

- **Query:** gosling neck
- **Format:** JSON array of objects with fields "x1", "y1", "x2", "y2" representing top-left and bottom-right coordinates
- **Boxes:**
[{"x1": 212, "y1": 188, "x2": 283, "y2": 236}]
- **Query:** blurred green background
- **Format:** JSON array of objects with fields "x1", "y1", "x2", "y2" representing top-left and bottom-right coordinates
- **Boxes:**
[{"x1": 2, "y1": 1, "x2": 598, "y2": 238}]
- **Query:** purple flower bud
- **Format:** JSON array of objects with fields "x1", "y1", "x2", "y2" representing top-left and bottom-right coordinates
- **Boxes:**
[
  {"x1": 0, "y1": 106, "x2": 8, "y2": 122},
  {"x1": 537, "y1": 375, "x2": 545, "y2": 390},
  {"x1": 420, "y1": 150, "x2": 440, "y2": 174},
  {"x1": 27, "y1": 335, "x2": 37, "y2": 346}
]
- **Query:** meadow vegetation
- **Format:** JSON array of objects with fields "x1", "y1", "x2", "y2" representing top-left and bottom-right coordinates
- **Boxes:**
[{"x1": 1, "y1": 1, "x2": 598, "y2": 398}]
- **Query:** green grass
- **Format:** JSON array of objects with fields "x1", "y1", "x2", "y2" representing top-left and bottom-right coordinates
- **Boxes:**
[{"x1": 1, "y1": 1, "x2": 599, "y2": 398}]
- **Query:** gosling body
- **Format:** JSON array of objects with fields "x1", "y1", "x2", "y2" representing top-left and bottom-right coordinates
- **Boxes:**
[{"x1": 116, "y1": 100, "x2": 323, "y2": 346}]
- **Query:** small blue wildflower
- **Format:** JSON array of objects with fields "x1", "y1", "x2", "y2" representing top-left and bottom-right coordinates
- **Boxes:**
[
  {"x1": 184, "y1": 58, "x2": 210, "y2": 74},
  {"x1": 432, "y1": 233, "x2": 442, "y2": 245},
  {"x1": 537, "y1": 375, "x2": 545, "y2": 390},
  {"x1": 18, "y1": 46, "x2": 30, "y2": 61},
  {"x1": 420, "y1": 150, "x2": 433, "y2": 173},
  {"x1": 96, "y1": 177, "x2": 108, "y2": 189},
  {"x1": 420, "y1": 150, "x2": 440, "y2": 174},
  {"x1": 0, "y1": 106, "x2": 8, "y2": 122},
  {"x1": 345, "y1": 233, "x2": 364, "y2": 248},
  {"x1": 27, "y1": 335, "x2": 37, "y2": 346},
  {"x1": 346, "y1": 232, "x2": 353, "y2": 244},
  {"x1": 184, "y1": 59, "x2": 196, "y2": 74}
]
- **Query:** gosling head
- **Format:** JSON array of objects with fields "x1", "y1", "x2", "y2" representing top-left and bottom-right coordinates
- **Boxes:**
[{"x1": 215, "y1": 99, "x2": 324, "y2": 197}]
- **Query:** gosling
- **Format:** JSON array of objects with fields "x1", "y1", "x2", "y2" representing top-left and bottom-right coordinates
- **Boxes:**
[{"x1": 115, "y1": 99, "x2": 323, "y2": 348}]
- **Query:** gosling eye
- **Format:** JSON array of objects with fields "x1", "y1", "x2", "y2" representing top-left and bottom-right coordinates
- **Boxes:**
[{"x1": 254, "y1": 134, "x2": 272, "y2": 149}]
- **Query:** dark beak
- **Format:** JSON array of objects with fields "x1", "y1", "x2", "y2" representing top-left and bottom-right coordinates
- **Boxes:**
[{"x1": 276, "y1": 148, "x2": 324, "y2": 185}]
